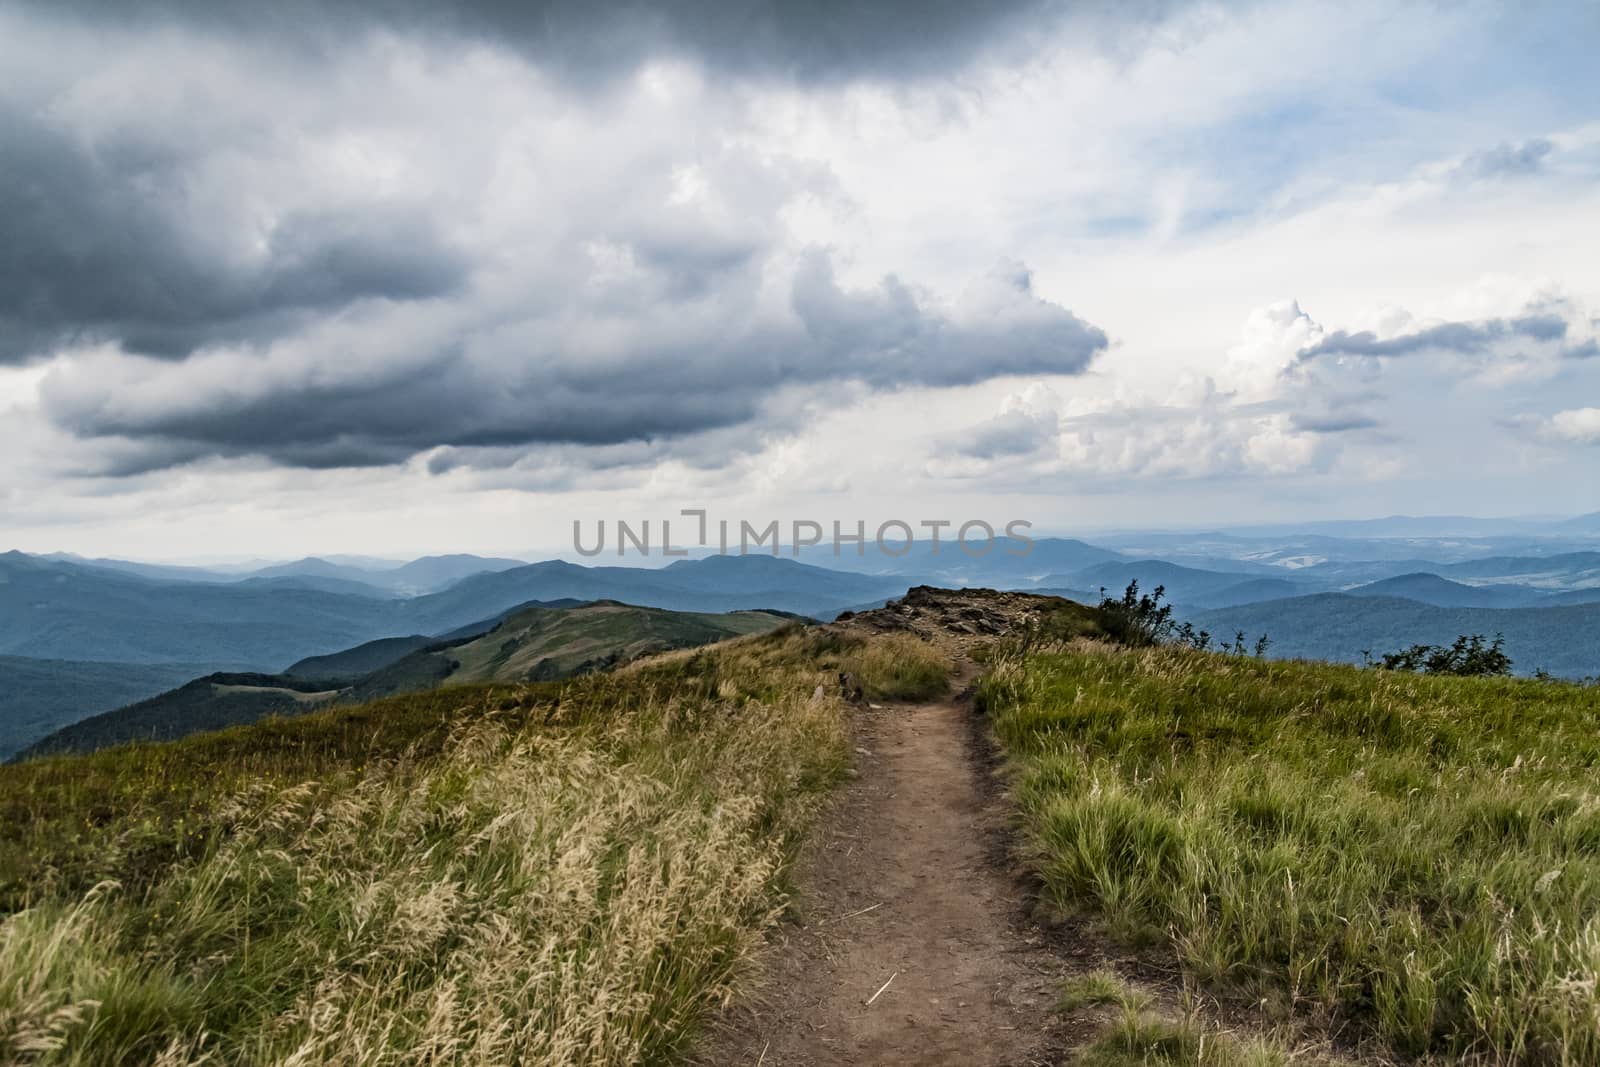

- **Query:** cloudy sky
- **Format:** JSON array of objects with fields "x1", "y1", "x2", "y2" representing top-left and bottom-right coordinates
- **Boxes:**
[{"x1": 2, "y1": 0, "x2": 1598, "y2": 560}]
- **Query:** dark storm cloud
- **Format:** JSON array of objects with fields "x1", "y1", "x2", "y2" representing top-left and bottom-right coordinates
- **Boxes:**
[
  {"x1": 8, "y1": 0, "x2": 1122, "y2": 475},
  {"x1": 42, "y1": 253, "x2": 1109, "y2": 473},
  {"x1": 0, "y1": 108, "x2": 466, "y2": 364},
  {"x1": 1298, "y1": 314, "x2": 1571, "y2": 361},
  {"x1": 37, "y1": 0, "x2": 1078, "y2": 86}
]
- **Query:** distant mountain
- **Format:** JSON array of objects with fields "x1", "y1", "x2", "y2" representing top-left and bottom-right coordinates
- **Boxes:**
[
  {"x1": 405, "y1": 555, "x2": 911, "y2": 627},
  {"x1": 18, "y1": 602, "x2": 793, "y2": 758},
  {"x1": 1344, "y1": 573, "x2": 1550, "y2": 609},
  {"x1": 1062, "y1": 559, "x2": 1323, "y2": 609},
  {"x1": 0, "y1": 551, "x2": 883, "y2": 669},
  {"x1": 35, "y1": 552, "x2": 528, "y2": 597},
  {"x1": 1557, "y1": 512, "x2": 1600, "y2": 534},
  {"x1": 0, "y1": 551, "x2": 411, "y2": 667},
  {"x1": 19, "y1": 674, "x2": 344, "y2": 759},
  {"x1": 381, "y1": 555, "x2": 530, "y2": 594},
  {"x1": 249, "y1": 554, "x2": 528, "y2": 595},
  {"x1": 248, "y1": 557, "x2": 379, "y2": 582},
  {"x1": 1436, "y1": 552, "x2": 1600, "y2": 589},
  {"x1": 796, "y1": 536, "x2": 1123, "y2": 582},
  {"x1": 1294, "y1": 559, "x2": 1453, "y2": 584},
  {"x1": 1202, "y1": 578, "x2": 1310, "y2": 608},
  {"x1": 1190, "y1": 595, "x2": 1600, "y2": 679},
  {"x1": 1541, "y1": 587, "x2": 1600, "y2": 607},
  {"x1": 37, "y1": 554, "x2": 237, "y2": 583},
  {"x1": 231, "y1": 575, "x2": 395, "y2": 598},
  {"x1": 1224, "y1": 515, "x2": 1567, "y2": 539},
  {"x1": 1004, "y1": 538, "x2": 1124, "y2": 578},
  {"x1": 0, "y1": 657, "x2": 225, "y2": 760},
  {"x1": 1099, "y1": 526, "x2": 1600, "y2": 570},
  {"x1": 1029, "y1": 587, "x2": 1102, "y2": 606}
]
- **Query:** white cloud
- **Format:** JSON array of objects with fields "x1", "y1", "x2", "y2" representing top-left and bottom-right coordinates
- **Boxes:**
[{"x1": 1542, "y1": 408, "x2": 1600, "y2": 446}]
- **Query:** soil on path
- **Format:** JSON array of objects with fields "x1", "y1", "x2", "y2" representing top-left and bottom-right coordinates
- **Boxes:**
[{"x1": 697, "y1": 667, "x2": 1080, "y2": 1066}]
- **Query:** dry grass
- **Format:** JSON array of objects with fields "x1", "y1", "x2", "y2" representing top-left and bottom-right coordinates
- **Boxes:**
[
  {"x1": 0, "y1": 627, "x2": 855, "y2": 1065},
  {"x1": 840, "y1": 631, "x2": 950, "y2": 701}
]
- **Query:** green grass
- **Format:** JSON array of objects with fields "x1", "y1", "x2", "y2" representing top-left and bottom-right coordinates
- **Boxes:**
[
  {"x1": 981, "y1": 643, "x2": 1600, "y2": 1064},
  {"x1": 0, "y1": 624, "x2": 900, "y2": 1064},
  {"x1": 1078, "y1": 1007, "x2": 1293, "y2": 1067},
  {"x1": 1061, "y1": 969, "x2": 1139, "y2": 1012},
  {"x1": 841, "y1": 632, "x2": 952, "y2": 701},
  {"x1": 1061, "y1": 970, "x2": 1297, "y2": 1066}
]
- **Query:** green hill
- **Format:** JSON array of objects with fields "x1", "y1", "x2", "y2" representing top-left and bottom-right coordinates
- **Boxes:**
[
  {"x1": 18, "y1": 602, "x2": 797, "y2": 758},
  {"x1": 346, "y1": 601, "x2": 795, "y2": 701}
]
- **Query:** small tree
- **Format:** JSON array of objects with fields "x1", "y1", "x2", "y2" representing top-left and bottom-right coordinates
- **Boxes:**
[
  {"x1": 1175, "y1": 621, "x2": 1212, "y2": 650},
  {"x1": 1096, "y1": 581, "x2": 1175, "y2": 646},
  {"x1": 1379, "y1": 633, "x2": 1512, "y2": 677}
]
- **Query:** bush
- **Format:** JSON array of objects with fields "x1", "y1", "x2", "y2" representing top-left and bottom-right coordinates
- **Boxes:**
[
  {"x1": 1096, "y1": 581, "x2": 1175, "y2": 647},
  {"x1": 1378, "y1": 633, "x2": 1512, "y2": 676},
  {"x1": 1098, "y1": 584, "x2": 1267, "y2": 658}
]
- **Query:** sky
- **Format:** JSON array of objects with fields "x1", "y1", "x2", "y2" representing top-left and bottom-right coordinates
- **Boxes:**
[{"x1": 1, "y1": 0, "x2": 1598, "y2": 561}]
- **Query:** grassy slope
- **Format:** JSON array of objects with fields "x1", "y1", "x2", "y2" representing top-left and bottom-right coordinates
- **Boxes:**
[
  {"x1": 980, "y1": 643, "x2": 1600, "y2": 1063},
  {"x1": 341, "y1": 602, "x2": 794, "y2": 702},
  {"x1": 0, "y1": 625, "x2": 949, "y2": 1065},
  {"x1": 440, "y1": 602, "x2": 792, "y2": 685}
]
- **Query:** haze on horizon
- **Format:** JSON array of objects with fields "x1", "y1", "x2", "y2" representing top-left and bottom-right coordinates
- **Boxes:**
[{"x1": 2, "y1": 0, "x2": 1598, "y2": 561}]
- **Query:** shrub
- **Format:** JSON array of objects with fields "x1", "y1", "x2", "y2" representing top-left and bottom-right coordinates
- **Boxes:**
[
  {"x1": 1096, "y1": 581, "x2": 1175, "y2": 647},
  {"x1": 1099, "y1": 584, "x2": 1267, "y2": 658},
  {"x1": 1379, "y1": 633, "x2": 1512, "y2": 676}
]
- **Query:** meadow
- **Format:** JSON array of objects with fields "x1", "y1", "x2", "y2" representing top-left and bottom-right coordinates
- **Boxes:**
[
  {"x1": 0, "y1": 626, "x2": 948, "y2": 1064},
  {"x1": 980, "y1": 642, "x2": 1600, "y2": 1064}
]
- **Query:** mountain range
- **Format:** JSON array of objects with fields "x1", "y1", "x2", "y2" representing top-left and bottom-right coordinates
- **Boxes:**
[
  {"x1": 5, "y1": 516, "x2": 1600, "y2": 757},
  {"x1": 19, "y1": 601, "x2": 792, "y2": 758}
]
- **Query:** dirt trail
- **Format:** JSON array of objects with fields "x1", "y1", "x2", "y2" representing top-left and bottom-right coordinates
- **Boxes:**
[{"x1": 699, "y1": 667, "x2": 1077, "y2": 1066}]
